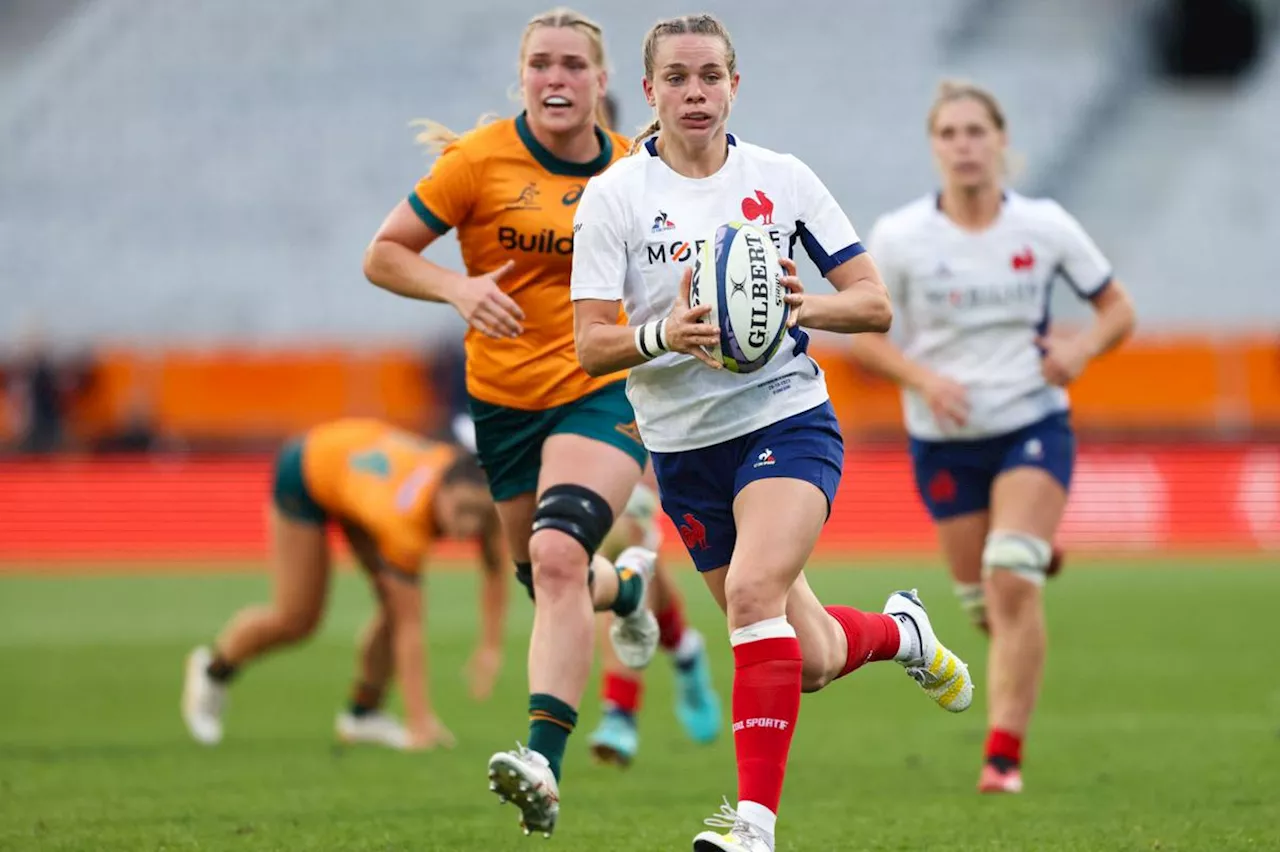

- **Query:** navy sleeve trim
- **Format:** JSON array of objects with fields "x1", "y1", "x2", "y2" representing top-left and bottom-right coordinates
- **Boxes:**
[
  {"x1": 1086, "y1": 276, "x2": 1114, "y2": 302},
  {"x1": 797, "y1": 221, "x2": 866, "y2": 276},
  {"x1": 1055, "y1": 263, "x2": 1112, "y2": 300},
  {"x1": 407, "y1": 193, "x2": 452, "y2": 235}
]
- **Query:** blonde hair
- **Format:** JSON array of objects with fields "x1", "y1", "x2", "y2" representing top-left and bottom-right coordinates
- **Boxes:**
[
  {"x1": 412, "y1": 7, "x2": 610, "y2": 156},
  {"x1": 630, "y1": 14, "x2": 738, "y2": 154},
  {"x1": 927, "y1": 79, "x2": 1007, "y2": 134},
  {"x1": 927, "y1": 79, "x2": 1023, "y2": 179}
]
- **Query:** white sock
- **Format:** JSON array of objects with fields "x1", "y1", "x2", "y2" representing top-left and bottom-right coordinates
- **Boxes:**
[
  {"x1": 670, "y1": 626, "x2": 703, "y2": 664},
  {"x1": 737, "y1": 800, "x2": 777, "y2": 849},
  {"x1": 889, "y1": 613, "x2": 923, "y2": 662}
]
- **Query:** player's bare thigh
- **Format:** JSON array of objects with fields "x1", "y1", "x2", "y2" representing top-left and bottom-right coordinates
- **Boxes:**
[
  {"x1": 267, "y1": 506, "x2": 331, "y2": 636},
  {"x1": 538, "y1": 433, "x2": 644, "y2": 521},
  {"x1": 494, "y1": 435, "x2": 644, "y2": 564},
  {"x1": 990, "y1": 468, "x2": 1067, "y2": 547},
  {"x1": 698, "y1": 479, "x2": 837, "y2": 678}
]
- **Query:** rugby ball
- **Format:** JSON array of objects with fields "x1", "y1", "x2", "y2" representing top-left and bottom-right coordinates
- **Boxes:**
[{"x1": 689, "y1": 222, "x2": 790, "y2": 373}]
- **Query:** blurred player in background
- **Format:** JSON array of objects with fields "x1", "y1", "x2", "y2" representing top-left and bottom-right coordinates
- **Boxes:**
[
  {"x1": 364, "y1": 8, "x2": 685, "y2": 839},
  {"x1": 586, "y1": 466, "x2": 722, "y2": 767},
  {"x1": 571, "y1": 15, "x2": 973, "y2": 852},
  {"x1": 181, "y1": 419, "x2": 504, "y2": 752},
  {"x1": 851, "y1": 80, "x2": 1136, "y2": 794}
]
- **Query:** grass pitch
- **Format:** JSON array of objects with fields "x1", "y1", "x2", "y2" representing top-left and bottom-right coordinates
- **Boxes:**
[{"x1": 1, "y1": 557, "x2": 1276, "y2": 850}]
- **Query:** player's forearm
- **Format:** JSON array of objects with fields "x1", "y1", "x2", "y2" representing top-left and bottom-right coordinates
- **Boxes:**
[
  {"x1": 392, "y1": 623, "x2": 432, "y2": 725},
  {"x1": 849, "y1": 332, "x2": 933, "y2": 392},
  {"x1": 364, "y1": 239, "x2": 468, "y2": 306},
  {"x1": 1079, "y1": 287, "x2": 1136, "y2": 360},
  {"x1": 801, "y1": 284, "x2": 893, "y2": 335},
  {"x1": 576, "y1": 322, "x2": 649, "y2": 377}
]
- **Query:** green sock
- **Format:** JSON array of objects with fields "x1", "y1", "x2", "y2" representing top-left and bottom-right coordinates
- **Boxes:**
[
  {"x1": 527, "y1": 693, "x2": 578, "y2": 781},
  {"x1": 610, "y1": 563, "x2": 644, "y2": 617}
]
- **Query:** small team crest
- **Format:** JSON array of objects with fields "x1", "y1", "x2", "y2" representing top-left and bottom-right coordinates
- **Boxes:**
[
  {"x1": 504, "y1": 182, "x2": 541, "y2": 211},
  {"x1": 1024, "y1": 438, "x2": 1044, "y2": 460}
]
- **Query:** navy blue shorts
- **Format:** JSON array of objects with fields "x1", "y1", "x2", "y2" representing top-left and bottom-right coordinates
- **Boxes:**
[
  {"x1": 909, "y1": 412, "x2": 1076, "y2": 521},
  {"x1": 650, "y1": 401, "x2": 843, "y2": 572}
]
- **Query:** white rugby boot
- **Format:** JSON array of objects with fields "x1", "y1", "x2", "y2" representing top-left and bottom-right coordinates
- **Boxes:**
[
  {"x1": 335, "y1": 711, "x2": 409, "y2": 750},
  {"x1": 608, "y1": 547, "x2": 660, "y2": 670},
  {"x1": 692, "y1": 799, "x2": 773, "y2": 851},
  {"x1": 487, "y1": 744, "x2": 560, "y2": 837},
  {"x1": 884, "y1": 589, "x2": 973, "y2": 713},
  {"x1": 181, "y1": 646, "x2": 227, "y2": 745}
]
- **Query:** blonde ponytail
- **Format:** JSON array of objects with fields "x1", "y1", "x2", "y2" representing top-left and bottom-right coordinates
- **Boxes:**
[
  {"x1": 629, "y1": 118, "x2": 660, "y2": 154},
  {"x1": 409, "y1": 119, "x2": 461, "y2": 156},
  {"x1": 410, "y1": 114, "x2": 499, "y2": 157}
]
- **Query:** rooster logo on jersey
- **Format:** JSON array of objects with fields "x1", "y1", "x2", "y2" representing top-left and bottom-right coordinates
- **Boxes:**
[
  {"x1": 1011, "y1": 247, "x2": 1036, "y2": 271},
  {"x1": 741, "y1": 190, "x2": 774, "y2": 225}
]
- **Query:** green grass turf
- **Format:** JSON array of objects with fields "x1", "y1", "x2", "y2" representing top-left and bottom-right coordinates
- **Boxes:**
[{"x1": 0, "y1": 558, "x2": 1277, "y2": 851}]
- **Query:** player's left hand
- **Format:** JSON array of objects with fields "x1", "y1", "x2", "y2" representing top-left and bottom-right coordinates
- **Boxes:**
[
  {"x1": 1036, "y1": 333, "x2": 1091, "y2": 386},
  {"x1": 465, "y1": 644, "x2": 503, "y2": 701},
  {"x1": 779, "y1": 257, "x2": 804, "y2": 328}
]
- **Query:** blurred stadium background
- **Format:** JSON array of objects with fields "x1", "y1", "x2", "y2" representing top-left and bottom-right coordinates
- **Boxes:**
[
  {"x1": 1, "y1": 2, "x2": 1277, "y2": 849},
  {"x1": 1, "y1": 0, "x2": 1277, "y2": 562}
]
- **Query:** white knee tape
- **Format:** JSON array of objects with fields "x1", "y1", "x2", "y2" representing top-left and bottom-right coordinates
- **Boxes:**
[
  {"x1": 954, "y1": 582, "x2": 987, "y2": 627},
  {"x1": 982, "y1": 531, "x2": 1052, "y2": 587},
  {"x1": 622, "y1": 484, "x2": 662, "y2": 551}
]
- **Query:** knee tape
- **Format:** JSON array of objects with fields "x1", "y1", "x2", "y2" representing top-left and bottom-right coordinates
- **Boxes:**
[
  {"x1": 953, "y1": 582, "x2": 988, "y2": 628},
  {"x1": 982, "y1": 531, "x2": 1053, "y2": 587},
  {"x1": 530, "y1": 484, "x2": 615, "y2": 558}
]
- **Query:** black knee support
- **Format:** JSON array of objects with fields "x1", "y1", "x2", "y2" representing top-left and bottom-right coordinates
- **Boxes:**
[{"x1": 530, "y1": 484, "x2": 615, "y2": 559}]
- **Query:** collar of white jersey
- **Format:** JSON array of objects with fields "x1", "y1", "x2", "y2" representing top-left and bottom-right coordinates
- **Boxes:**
[
  {"x1": 934, "y1": 189, "x2": 1010, "y2": 210},
  {"x1": 643, "y1": 132, "x2": 737, "y2": 157}
]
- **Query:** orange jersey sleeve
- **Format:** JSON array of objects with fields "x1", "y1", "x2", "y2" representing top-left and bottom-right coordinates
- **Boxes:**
[
  {"x1": 405, "y1": 117, "x2": 630, "y2": 411},
  {"x1": 410, "y1": 143, "x2": 478, "y2": 235},
  {"x1": 302, "y1": 420, "x2": 455, "y2": 574}
]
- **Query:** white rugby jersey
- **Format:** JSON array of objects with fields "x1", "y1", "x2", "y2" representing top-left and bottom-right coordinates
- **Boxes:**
[
  {"x1": 570, "y1": 135, "x2": 864, "y2": 453},
  {"x1": 869, "y1": 192, "x2": 1113, "y2": 441}
]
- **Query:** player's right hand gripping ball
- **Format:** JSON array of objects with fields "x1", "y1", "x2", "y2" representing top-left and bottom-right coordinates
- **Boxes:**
[{"x1": 690, "y1": 222, "x2": 789, "y2": 373}]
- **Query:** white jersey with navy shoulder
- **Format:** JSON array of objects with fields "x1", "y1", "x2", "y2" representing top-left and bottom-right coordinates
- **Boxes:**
[
  {"x1": 570, "y1": 135, "x2": 864, "y2": 453},
  {"x1": 869, "y1": 192, "x2": 1113, "y2": 441}
]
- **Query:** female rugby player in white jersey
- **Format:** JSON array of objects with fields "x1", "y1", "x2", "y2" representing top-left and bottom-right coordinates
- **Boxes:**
[
  {"x1": 571, "y1": 15, "x2": 974, "y2": 852},
  {"x1": 852, "y1": 81, "x2": 1136, "y2": 794}
]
